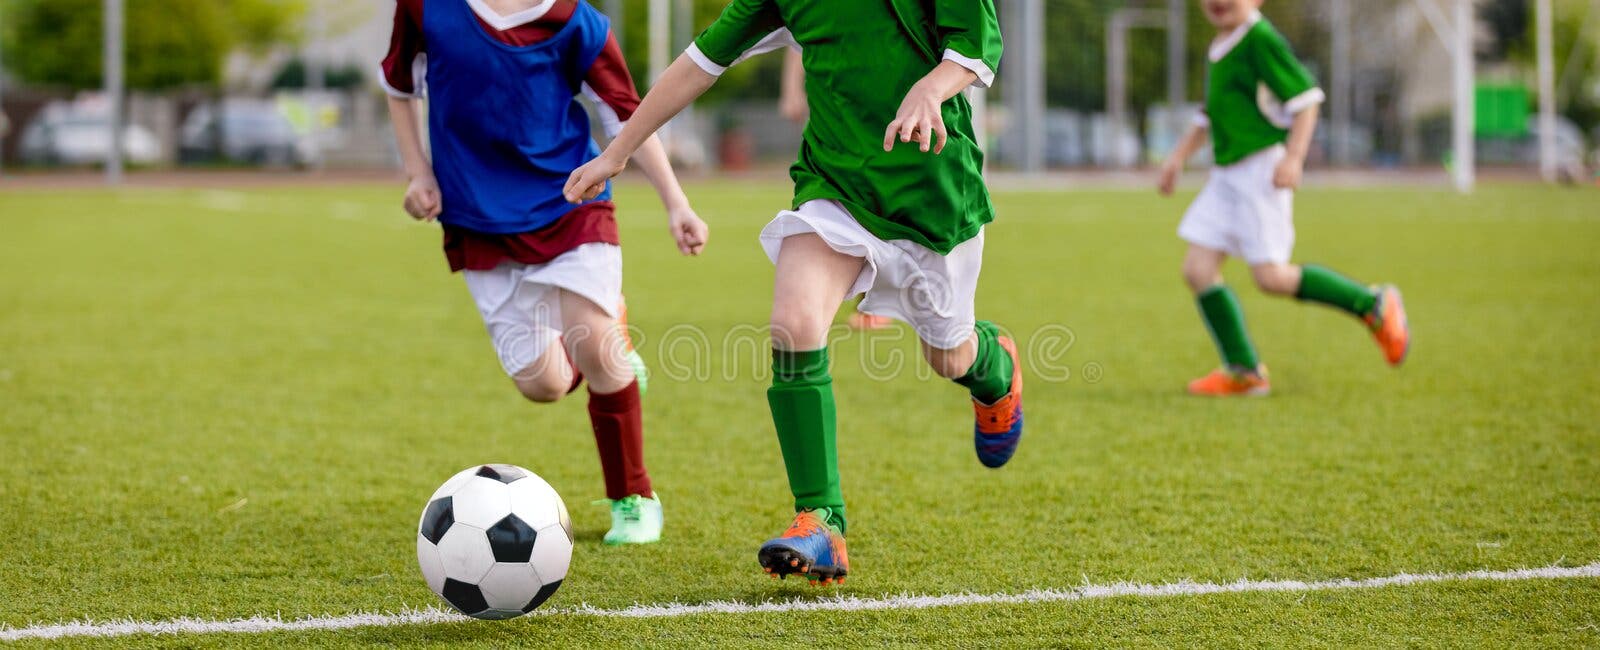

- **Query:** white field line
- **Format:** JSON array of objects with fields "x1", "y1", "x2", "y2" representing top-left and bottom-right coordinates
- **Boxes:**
[{"x1": 3, "y1": 562, "x2": 1597, "y2": 641}]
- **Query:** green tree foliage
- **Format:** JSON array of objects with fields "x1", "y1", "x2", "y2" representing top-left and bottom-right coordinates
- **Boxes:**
[
  {"x1": 1495, "y1": 0, "x2": 1599, "y2": 134},
  {"x1": 0, "y1": 0, "x2": 305, "y2": 91},
  {"x1": 603, "y1": 0, "x2": 780, "y2": 104}
]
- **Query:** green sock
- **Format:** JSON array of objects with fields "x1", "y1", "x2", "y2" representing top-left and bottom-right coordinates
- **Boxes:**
[
  {"x1": 955, "y1": 320, "x2": 1013, "y2": 404},
  {"x1": 1297, "y1": 264, "x2": 1377, "y2": 317},
  {"x1": 768, "y1": 348, "x2": 846, "y2": 535},
  {"x1": 1197, "y1": 285, "x2": 1261, "y2": 371}
]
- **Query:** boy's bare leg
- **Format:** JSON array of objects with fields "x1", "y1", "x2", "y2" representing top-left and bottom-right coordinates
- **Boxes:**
[
  {"x1": 1250, "y1": 263, "x2": 1303, "y2": 297},
  {"x1": 1185, "y1": 243, "x2": 1269, "y2": 394},
  {"x1": 921, "y1": 337, "x2": 977, "y2": 380},
  {"x1": 560, "y1": 292, "x2": 633, "y2": 395},
  {"x1": 561, "y1": 290, "x2": 659, "y2": 543},
  {"x1": 760, "y1": 233, "x2": 863, "y2": 585},
  {"x1": 771, "y1": 235, "x2": 864, "y2": 350},
  {"x1": 509, "y1": 342, "x2": 577, "y2": 404},
  {"x1": 1183, "y1": 244, "x2": 1228, "y2": 294}
]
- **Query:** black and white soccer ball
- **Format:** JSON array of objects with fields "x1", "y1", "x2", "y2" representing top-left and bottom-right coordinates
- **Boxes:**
[{"x1": 416, "y1": 464, "x2": 573, "y2": 619}]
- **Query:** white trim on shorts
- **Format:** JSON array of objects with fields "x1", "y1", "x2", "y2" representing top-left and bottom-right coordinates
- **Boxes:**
[
  {"x1": 1178, "y1": 145, "x2": 1295, "y2": 265},
  {"x1": 462, "y1": 243, "x2": 622, "y2": 377},
  {"x1": 758, "y1": 200, "x2": 983, "y2": 351}
]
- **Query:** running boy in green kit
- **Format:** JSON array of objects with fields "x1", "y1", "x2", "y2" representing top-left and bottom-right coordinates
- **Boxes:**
[
  {"x1": 1158, "y1": 0, "x2": 1411, "y2": 396},
  {"x1": 565, "y1": 0, "x2": 1019, "y2": 586}
]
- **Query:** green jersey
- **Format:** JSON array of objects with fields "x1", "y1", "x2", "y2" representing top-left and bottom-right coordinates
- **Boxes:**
[
  {"x1": 691, "y1": 0, "x2": 1002, "y2": 254},
  {"x1": 1200, "y1": 13, "x2": 1323, "y2": 167}
]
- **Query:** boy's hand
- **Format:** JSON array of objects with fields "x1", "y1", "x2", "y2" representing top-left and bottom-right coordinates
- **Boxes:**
[
  {"x1": 1157, "y1": 160, "x2": 1182, "y2": 196},
  {"x1": 668, "y1": 206, "x2": 708, "y2": 256},
  {"x1": 564, "y1": 154, "x2": 627, "y2": 203},
  {"x1": 404, "y1": 174, "x2": 443, "y2": 221},
  {"x1": 1273, "y1": 156, "x2": 1304, "y2": 190},
  {"x1": 884, "y1": 81, "x2": 948, "y2": 154}
]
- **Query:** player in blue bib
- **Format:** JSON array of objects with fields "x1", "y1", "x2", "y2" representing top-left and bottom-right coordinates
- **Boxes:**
[{"x1": 382, "y1": 0, "x2": 708, "y2": 545}]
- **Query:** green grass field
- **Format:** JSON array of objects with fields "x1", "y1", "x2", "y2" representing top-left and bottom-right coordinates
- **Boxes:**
[{"x1": 2, "y1": 179, "x2": 1598, "y2": 647}]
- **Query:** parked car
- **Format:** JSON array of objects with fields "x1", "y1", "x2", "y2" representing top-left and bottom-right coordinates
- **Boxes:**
[
  {"x1": 18, "y1": 114, "x2": 161, "y2": 167},
  {"x1": 179, "y1": 102, "x2": 318, "y2": 168}
]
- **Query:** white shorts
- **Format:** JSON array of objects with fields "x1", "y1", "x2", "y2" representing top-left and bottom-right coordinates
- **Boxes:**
[
  {"x1": 759, "y1": 200, "x2": 983, "y2": 350},
  {"x1": 1178, "y1": 144, "x2": 1296, "y2": 265},
  {"x1": 462, "y1": 243, "x2": 622, "y2": 377}
]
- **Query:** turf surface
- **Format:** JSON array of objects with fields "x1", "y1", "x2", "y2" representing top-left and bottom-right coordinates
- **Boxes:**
[{"x1": 1, "y1": 179, "x2": 1597, "y2": 647}]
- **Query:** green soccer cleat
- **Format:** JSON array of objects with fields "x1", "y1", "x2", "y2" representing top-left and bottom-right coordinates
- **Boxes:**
[
  {"x1": 626, "y1": 349, "x2": 650, "y2": 396},
  {"x1": 598, "y1": 493, "x2": 663, "y2": 545}
]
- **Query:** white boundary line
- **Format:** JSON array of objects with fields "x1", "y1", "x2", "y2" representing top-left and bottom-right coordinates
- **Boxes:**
[{"x1": 4, "y1": 562, "x2": 1598, "y2": 641}]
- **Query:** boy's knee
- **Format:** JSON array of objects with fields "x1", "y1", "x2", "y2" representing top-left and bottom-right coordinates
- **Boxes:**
[
  {"x1": 925, "y1": 353, "x2": 971, "y2": 379},
  {"x1": 513, "y1": 374, "x2": 568, "y2": 404},
  {"x1": 770, "y1": 304, "x2": 828, "y2": 351},
  {"x1": 922, "y1": 339, "x2": 977, "y2": 379},
  {"x1": 1183, "y1": 266, "x2": 1220, "y2": 293},
  {"x1": 1252, "y1": 265, "x2": 1301, "y2": 296}
]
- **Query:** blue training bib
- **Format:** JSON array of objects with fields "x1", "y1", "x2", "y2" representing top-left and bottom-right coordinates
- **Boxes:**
[{"x1": 423, "y1": 0, "x2": 611, "y2": 234}]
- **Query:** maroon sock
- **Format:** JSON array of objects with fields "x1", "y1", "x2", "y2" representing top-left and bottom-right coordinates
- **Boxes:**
[{"x1": 587, "y1": 380, "x2": 650, "y2": 500}]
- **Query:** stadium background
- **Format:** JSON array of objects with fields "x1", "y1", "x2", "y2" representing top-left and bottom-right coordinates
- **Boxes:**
[{"x1": 0, "y1": 0, "x2": 1596, "y2": 185}]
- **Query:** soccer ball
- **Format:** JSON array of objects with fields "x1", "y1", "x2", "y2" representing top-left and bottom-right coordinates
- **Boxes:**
[{"x1": 416, "y1": 464, "x2": 573, "y2": 619}]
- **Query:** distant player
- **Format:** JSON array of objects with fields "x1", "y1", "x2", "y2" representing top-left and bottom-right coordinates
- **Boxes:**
[
  {"x1": 381, "y1": 0, "x2": 708, "y2": 544},
  {"x1": 1158, "y1": 0, "x2": 1410, "y2": 396},
  {"x1": 566, "y1": 0, "x2": 1019, "y2": 585},
  {"x1": 778, "y1": 49, "x2": 892, "y2": 332}
]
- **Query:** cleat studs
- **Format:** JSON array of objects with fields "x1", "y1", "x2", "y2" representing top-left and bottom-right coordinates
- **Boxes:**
[{"x1": 790, "y1": 559, "x2": 798, "y2": 567}]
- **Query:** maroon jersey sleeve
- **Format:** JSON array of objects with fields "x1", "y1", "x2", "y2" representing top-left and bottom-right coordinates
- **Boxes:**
[
  {"x1": 581, "y1": 31, "x2": 641, "y2": 132},
  {"x1": 380, "y1": 0, "x2": 427, "y2": 98}
]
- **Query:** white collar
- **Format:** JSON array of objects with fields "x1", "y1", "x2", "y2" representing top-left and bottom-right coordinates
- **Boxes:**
[
  {"x1": 1209, "y1": 10, "x2": 1262, "y2": 62},
  {"x1": 464, "y1": 0, "x2": 557, "y2": 31}
]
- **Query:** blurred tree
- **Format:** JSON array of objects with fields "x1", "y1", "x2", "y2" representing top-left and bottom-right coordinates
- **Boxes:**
[
  {"x1": 271, "y1": 59, "x2": 367, "y2": 91},
  {"x1": 604, "y1": 0, "x2": 777, "y2": 104},
  {"x1": 0, "y1": 0, "x2": 305, "y2": 91},
  {"x1": 1501, "y1": 0, "x2": 1600, "y2": 135}
]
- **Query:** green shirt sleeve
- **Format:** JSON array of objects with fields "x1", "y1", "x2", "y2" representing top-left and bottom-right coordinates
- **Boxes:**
[
  {"x1": 933, "y1": 0, "x2": 1002, "y2": 85},
  {"x1": 691, "y1": 0, "x2": 786, "y2": 68},
  {"x1": 1249, "y1": 27, "x2": 1319, "y2": 104}
]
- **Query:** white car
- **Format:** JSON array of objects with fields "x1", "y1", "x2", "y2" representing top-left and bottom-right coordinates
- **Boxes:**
[{"x1": 19, "y1": 115, "x2": 161, "y2": 167}]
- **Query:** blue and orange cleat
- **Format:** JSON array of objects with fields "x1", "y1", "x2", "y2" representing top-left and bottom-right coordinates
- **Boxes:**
[
  {"x1": 1365, "y1": 285, "x2": 1410, "y2": 367},
  {"x1": 973, "y1": 336, "x2": 1024, "y2": 468},
  {"x1": 758, "y1": 509, "x2": 849, "y2": 586}
]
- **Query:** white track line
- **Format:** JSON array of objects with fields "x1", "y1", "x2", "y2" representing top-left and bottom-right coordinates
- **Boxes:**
[{"x1": 4, "y1": 562, "x2": 1597, "y2": 641}]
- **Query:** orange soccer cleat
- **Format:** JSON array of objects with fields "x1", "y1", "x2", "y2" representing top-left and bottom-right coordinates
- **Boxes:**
[
  {"x1": 1187, "y1": 366, "x2": 1271, "y2": 397},
  {"x1": 1365, "y1": 285, "x2": 1410, "y2": 367}
]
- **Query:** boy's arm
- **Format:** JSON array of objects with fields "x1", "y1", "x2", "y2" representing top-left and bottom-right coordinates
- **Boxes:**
[
  {"x1": 564, "y1": 56, "x2": 718, "y2": 203},
  {"x1": 885, "y1": 0, "x2": 1000, "y2": 154},
  {"x1": 567, "y1": 0, "x2": 779, "y2": 202},
  {"x1": 627, "y1": 134, "x2": 708, "y2": 255},
  {"x1": 380, "y1": 0, "x2": 438, "y2": 220},
  {"x1": 1158, "y1": 122, "x2": 1210, "y2": 196},
  {"x1": 933, "y1": 0, "x2": 1002, "y2": 89},
  {"x1": 779, "y1": 49, "x2": 808, "y2": 123},
  {"x1": 1251, "y1": 31, "x2": 1324, "y2": 190},
  {"x1": 1274, "y1": 104, "x2": 1319, "y2": 190},
  {"x1": 387, "y1": 95, "x2": 441, "y2": 221}
]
